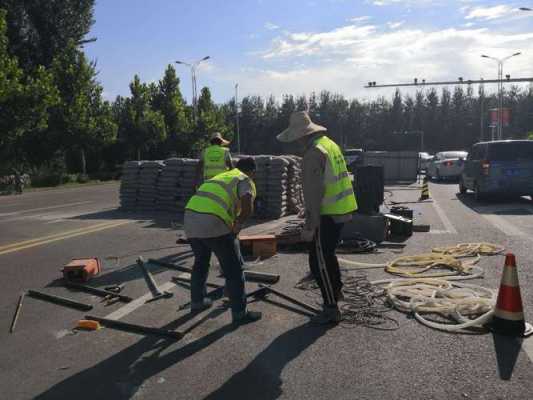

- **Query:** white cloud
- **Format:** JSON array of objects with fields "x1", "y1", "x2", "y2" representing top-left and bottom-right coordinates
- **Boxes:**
[
  {"x1": 464, "y1": 5, "x2": 513, "y2": 20},
  {"x1": 387, "y1": 21, "x2": 405, "y2": 29},
  {"x1": 260, "y1": 25, "x2": 376, "y2": 58},
  {"x1": 349, "y1": 16, "x2": 372, "y2": 23},
  {"x1": 265, "y1": 22, "x2": 280, "y2": 30},
  {"x1": 231, "y1": 22, "x2": 533, "y2": 100},
  {"x1": 371, "y1": 0, "x2": 437, "y2": 6}
]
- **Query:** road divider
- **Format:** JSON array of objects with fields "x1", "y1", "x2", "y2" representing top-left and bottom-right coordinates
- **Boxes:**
[{"x1": 0, "y1": 220, "x2": 130, "y2": 256}]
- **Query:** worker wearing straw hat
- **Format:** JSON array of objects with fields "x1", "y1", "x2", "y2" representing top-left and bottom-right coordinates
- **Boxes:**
[
  {"x1": 195, "y1": 132, "x2": 233, "y2": 188},
  {"x1": 278, "y1": 111, "x2": 358, "y2": 324}
]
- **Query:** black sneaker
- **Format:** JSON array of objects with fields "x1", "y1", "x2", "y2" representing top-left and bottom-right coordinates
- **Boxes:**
[{"x1": 232, "y1": 310, "x2": 262, "y2": 326}]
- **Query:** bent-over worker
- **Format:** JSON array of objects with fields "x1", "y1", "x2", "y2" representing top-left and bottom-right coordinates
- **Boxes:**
[
  {"x1": 195, "y1": 132, "x2": 233, "y2": 187},
  {"x1": 184, "y1": 157, "x2": 262, "y2": 325},
  {"x1": 277, "y1": 111, "x2": 358, "y2": 324}
]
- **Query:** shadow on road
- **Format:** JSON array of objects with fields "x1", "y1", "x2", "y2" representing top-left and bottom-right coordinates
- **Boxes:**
[
  {"x1": 492, "y1": 333, "x2": 523, "y2": 380},
  {"x1": 455, "y1": 193, "x2": 533, "y2": 216},
  {"x1": 67, "y1": 208, "x2": 185, "y2": 230},
  {"x1": 202, "y1": 322, "x2": 328, "y2": 400},
  {"x1": 33, "y1": 317, "x2": 328, "y2": 400}
]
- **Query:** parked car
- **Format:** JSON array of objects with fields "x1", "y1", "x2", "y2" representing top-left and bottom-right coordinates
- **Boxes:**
[
  {"x1": 459, "y1": 140, "x2": 533, "y2": 200},
  {"x1": 427, "y1": 151, "x2": 468, "y2": 180},
  {"x1": 418, "y1": 152, "x2": 433, "y2": 172}
]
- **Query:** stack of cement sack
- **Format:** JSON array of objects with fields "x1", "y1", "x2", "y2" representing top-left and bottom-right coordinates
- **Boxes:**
[
  {"x1": 284, "y1": 156, "x2": 304, "y2": 214},
  {"x1": 119, "y1": 155, "x2": 303, "y2": 219},
  {"x1": 119, "y1": 161, "x2": 142, "y2": 210},
  {"x1": 137, "y1": 161, "x2": 164, "y2": 211},
  {"x1": 253, "y1": 156, "x2": 291, "y2": 219},
  {"x1": 157, "y1": 158, "x2": 198, "y2": 213}
]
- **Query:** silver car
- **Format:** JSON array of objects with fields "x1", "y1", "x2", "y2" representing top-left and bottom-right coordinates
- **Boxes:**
[{"x1": 427, "y1": 151, "x2": 468, "y2": 180}]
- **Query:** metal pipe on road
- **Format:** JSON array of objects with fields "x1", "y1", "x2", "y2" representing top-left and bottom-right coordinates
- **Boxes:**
[{"x1": 27, "y1": 289, "x2": 93, "y2": 311}]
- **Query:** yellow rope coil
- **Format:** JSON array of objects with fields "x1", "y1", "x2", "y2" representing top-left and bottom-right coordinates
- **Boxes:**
[{"x1": 432, "y1": 243, "x2": 505, "y2": 258}]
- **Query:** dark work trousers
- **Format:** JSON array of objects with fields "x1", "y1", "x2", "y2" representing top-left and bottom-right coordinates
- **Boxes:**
[
  {"x1": 308, "y1": 216, "x2": 344, "y2": 307},
  {"x1": 189, "y1": 233, "x2": 246, "y2": 317}
]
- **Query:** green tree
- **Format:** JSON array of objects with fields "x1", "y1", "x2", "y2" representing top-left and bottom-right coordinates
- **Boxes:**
[
  {"x1": 152, "y1": 65, "x2": 189, "y2": 155},
  {"x1": 191, "y1": 87, "x2": 230, "y2": 155},
  {"x1": 0, "y1": 9, "x2": 58, "y2": 171},
  {"x1": 119, "y1": 75, "x2": 166, "y2": 160},
  {"x1": 0, "y1": 0, "x2": 95, "y2": 72},
  {"x1": 47, "y1": 43, "x2": 115, "y2": 174}
]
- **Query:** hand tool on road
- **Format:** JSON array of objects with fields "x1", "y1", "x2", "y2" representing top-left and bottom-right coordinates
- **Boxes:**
[
  {"x1": 27, "y1": 289, "x2": 93, "y2": 311},
  {"x1": 258, "y1": 284, "x2": 321, "y2": 314},
  {"x1": 9, "y1": 292, "x2": 25, "y2": 333},
  {"x1": 85, "y1": 315, "x2": 183, "y2": 339},
  {"x1": 136, "y1": 257, "x2": 173, "y2": 302},
  {"x1": 64, "y1": 282, "x2": 133, "y2": 303},
  {"x1": 104, "y1": 284, "x2": 125, "y2": 293}
]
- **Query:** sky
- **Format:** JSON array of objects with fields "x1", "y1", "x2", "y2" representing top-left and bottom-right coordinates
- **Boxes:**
[{"x1": 85, "y1": 0, "x2": 533, "y2": 104}]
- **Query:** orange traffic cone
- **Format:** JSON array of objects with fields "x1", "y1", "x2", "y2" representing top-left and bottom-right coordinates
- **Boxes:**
[{"x1": 490, "y1": 253, "x2": 533, "y2": 337}]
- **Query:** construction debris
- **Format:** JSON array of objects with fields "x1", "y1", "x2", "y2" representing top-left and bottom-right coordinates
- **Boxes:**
[
  {"x1": 9, "y1": 292, "x2": 25, "y2": 333},
  {"x1": 136, "y1": 257, "x2": 173, "y2": 302},
  {"x1": 64, "y1": 282, "x2": 133, "y2": 303},
  {"x1": 62, "y1": 258, "x2": 101, "y2": 282},
  {"x1": 76, "y1": 319, "x2": 101, "y2": 331},
  {"x1": 27, "y1": 289, "x2": 93, "y2": 311}
]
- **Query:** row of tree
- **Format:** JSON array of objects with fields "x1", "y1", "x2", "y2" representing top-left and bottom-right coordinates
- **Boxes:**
[{"x1": 1, "y1": 1, "x2": 532, "y2": 179}]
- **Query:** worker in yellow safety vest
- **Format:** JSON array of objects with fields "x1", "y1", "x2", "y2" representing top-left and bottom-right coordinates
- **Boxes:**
[
  {"x1": 277, "y1": 111, "x2": 358, "y2": 324},
  {"x1": 184, "y1": 157, "x2": 262, "y2": 325},
  {"x1": 195, "y1": 132, "x2": 233, "y2": 187}
]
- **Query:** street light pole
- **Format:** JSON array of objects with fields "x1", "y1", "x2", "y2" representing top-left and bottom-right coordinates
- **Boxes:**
[
  {"x1": 481, "y1": 52, "x2": 521, "y2": 140},
  {"x1": 175, "y1": 56, "x2": 210, "y2": 121},
  {"x1": 235, "y1": 83, "x2": 240, "y2": 154}
]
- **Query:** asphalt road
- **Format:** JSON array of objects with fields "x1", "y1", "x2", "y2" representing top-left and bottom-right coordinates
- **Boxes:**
[{"x1": 1, "y1": 181, "x2": 533, "y2": 400}]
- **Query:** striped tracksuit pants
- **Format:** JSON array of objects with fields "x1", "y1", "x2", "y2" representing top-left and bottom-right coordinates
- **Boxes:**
[{"x1": 309, "y1": 216, "x2": 344, "y2": 306}]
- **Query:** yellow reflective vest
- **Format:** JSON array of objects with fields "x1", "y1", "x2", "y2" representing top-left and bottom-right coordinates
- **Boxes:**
[
  {"x1": 312, "y1": 135, "x2": 358, "y2": 216},
  {"x1": 186, "y1": 169, "x2": 256, "y2": 227},
  {"x1": 203, "y1": 145, "x2": 230, "y2": 179}
]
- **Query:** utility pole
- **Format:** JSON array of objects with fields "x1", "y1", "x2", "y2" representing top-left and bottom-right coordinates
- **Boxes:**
[
  {"x1": 479, "y1": 82, "x2": 485, "y2": 142},
  {"x1": 235, "y1": 83, "x2": 240, "y2": 154},
  {"x1": 481, "y1": 52, "x2": 521, "y2": 140},
  {"x1": 175, "y1": 56, "x2": 210, "y2": 122}
]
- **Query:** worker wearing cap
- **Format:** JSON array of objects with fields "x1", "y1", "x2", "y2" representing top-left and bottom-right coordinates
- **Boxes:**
[
  {"x1": 196, "y1": 132, "x2": 233, "y2": 188},
  {"x1": 277, "y1": 111, "x2": 357, "y2": 324},
  {"x1": 184, "y1": 157, "x2": 262, "y2": 325}
]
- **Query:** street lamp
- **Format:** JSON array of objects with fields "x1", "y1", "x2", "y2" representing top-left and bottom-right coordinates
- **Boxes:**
[
  {"x1": 235, "y1": 83, "x2": 240, "y2": 154},
  {"x1": 175, "y1": 56, "x2": 210, "y2": 121},
  {"x1": 481, "y1": 52, "x2": 521, "y2": 140}
]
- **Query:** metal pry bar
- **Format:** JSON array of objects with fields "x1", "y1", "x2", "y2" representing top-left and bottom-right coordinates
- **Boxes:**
[{"x1": 136, "y1": 257, "x2": 173, "y2": 302}]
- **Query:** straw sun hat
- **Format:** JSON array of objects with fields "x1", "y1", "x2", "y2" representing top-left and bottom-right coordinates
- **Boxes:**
[
  {"x1": 276, "y1": 111, "x2": 327, "y2": 143},
  {"x1": 211, "y1": 132, "x2": 230, "y2": 146}
]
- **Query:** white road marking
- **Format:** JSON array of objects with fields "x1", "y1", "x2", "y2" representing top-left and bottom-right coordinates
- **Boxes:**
[
  {"x1": 431, "y1": 198, "x2": 458, "y2": 234},
  {"x1": 0, "y1": 201, "x2": 92, "y2": 217},
  {"x1": 429, "y1": 229, "x2": 448, "y2": 234},
  {"x1": 104, "y1": 281, "x2": 177, "y2": 320}
]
